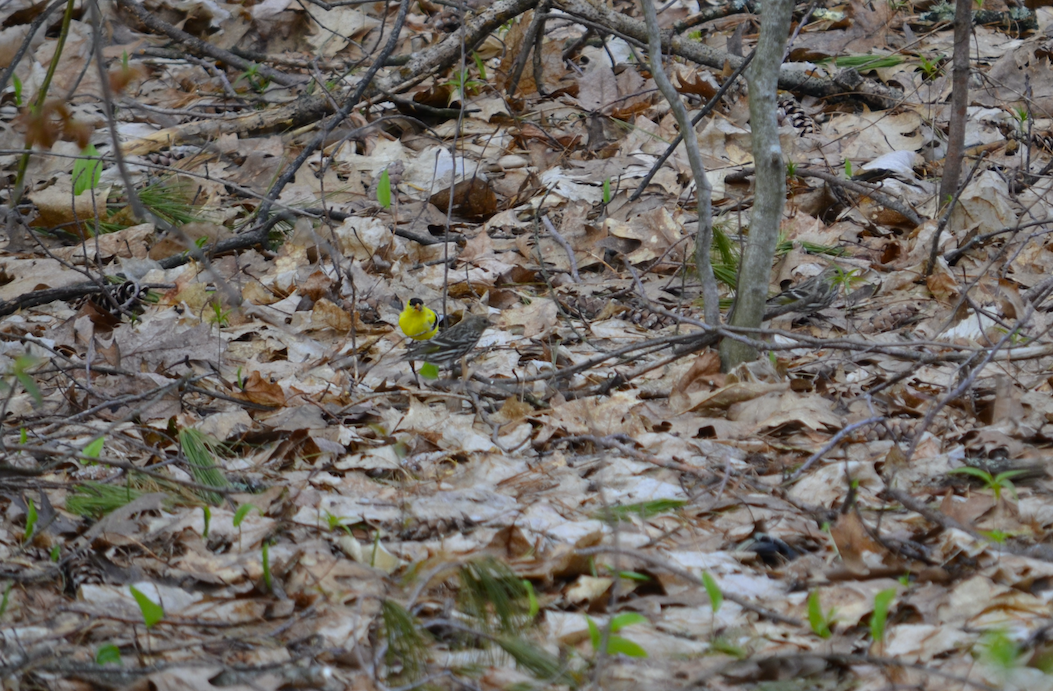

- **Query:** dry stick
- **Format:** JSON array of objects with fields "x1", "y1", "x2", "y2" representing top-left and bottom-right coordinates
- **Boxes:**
[
  {"x1": 629, "y1": 48, "x2": 756, "y2": 202},
  {"x1": 629, "y1": 0, "x2": 819, "y2": 202},
  {"x1": 615, "y1": 286, "x2": 1053, "y2": 367},
  {"x1": 89, "y1": 0, "x2": 146, "y2": 223},
  {"x1": 119, "y1": 0, "x2": 540, "y2": 158},
  {"x1": 784, "y1": 416, "x2": 885, "y2": 484},
  {"x1": 113, "y1": 0, "x2": 301, "y2": 87},
  {"x1": 540, "y1": 214, "x2": 580, "y2": 282},
  {"x1": 671, "y1": 0, "x2": 752, "y2": 34},
  {"x1": 937, "y1": 0, "x2": 973, "y2": 204},
  {"x1": 887, "y1": 486, "x2": 1053, "y2": 563},
  {"x1": 531, "y1": 8, "x2": 548, "y2": 96},
  {"x1": 640, "y1": 0, "x2": 719, "y2": 326},
  {"x1": 944, "y1": 216, "x2": 1050, "y2": 267},
  {"x1": 0, "y1": 0, "x2": 66, "y2": 95},
  {"x1": 550, "y1": 0, "x2": 902, "y2": 106},
  {"x1": 560, "y1": 434, "x2": 712, "y2": 480},
  {"x1": 925, "y1": 152, "x2": 987, "y2": 275},
  {"x1": 505, "y1": 0, "x2": 549, "y2": 97},
  {"x1": 904, "y1": 306, "x2": 1029, "y2": 463},
  {"x1": 305, "y1": 206, "x2": 464, "y2": 246},
  {"x1": 8, "y1": 444, "x2": 241, "y2": 497},
  {"x1": 257, "y1": 0, "x2": 409, "y2": 220},
  {"x1": 796, "y1": 167, "x2": 924, "y2": 226}
]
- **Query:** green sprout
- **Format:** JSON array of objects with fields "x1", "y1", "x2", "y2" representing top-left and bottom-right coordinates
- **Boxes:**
[
  {"x1": 807, "y1": 590, "x2": 836, "y2": 638},
  {"x1": 22, "y1": 497, "x2": 37, "y2": 544},
  {"x1": 586, "y1": 613, "x2": 648, "y2": 658},
  {"x1": 870, "y1": 588, "x2": 897, "y2": 643},
  {"x1": 377, "y1": 169, "x2": 392, "y2": 209},
  {"x1": 702, "y1": 572, "x2": 722, "y2": 613},
  {"x1": 128, "y1": 585, "x2": 164, "y2": 628},
  {"x1": 947, "y1": 466, "x2": 1028, "y2": 503}
]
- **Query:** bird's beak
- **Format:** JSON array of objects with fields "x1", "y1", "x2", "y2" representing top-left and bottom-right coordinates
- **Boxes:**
[{"x1": 413, "y1": 304, "x2": 422, "y2": 312}]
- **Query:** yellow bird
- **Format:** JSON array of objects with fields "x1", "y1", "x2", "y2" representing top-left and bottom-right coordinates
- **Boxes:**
[{"x1": 399, "y1": 297, "x2": 439, "y2": 341}]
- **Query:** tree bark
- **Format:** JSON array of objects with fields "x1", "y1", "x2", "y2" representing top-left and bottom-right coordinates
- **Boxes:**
[
  {"x1": 719, "y1": 0, "x2": 795, "y2": 370},
  {"x1": 937, "y1": 0, "x2": 972, "y2": 206}
]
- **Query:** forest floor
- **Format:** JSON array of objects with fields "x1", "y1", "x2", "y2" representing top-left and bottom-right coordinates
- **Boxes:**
[{"x1": 3, "y1": 0, "x2": 1053, "y2": 688}]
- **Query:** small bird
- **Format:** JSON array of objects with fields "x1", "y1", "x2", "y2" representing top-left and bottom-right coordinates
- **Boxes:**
[
  {"x1": 404, "y1": 315, "x2": 489, "y2": 368},
  {"x1": 764, "y1": 266, "x2": 840, "y2": 319},
  {"x1": 399, "y1": 297, "x2": 439, "y2": 341}
]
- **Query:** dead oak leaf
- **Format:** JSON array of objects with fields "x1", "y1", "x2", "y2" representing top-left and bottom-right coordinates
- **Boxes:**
[{"x1": 605, "y1": 206, "x2": 683, "y2": 265}]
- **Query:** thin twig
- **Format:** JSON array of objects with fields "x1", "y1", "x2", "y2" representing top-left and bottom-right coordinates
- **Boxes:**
[
  {"x1": 540, "y1": 213, "x2": 580, "y2": 282},
  {"x1": 784, "y1": 416, "x2": 885, "y2": 483}
]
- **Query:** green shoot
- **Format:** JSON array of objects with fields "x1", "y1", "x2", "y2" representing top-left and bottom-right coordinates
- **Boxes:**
[
  {"x1": 472, "y1": 51, "x2": 487, "y2": 80},
  {"x1": 807, "y1": 590, "x2": 835, "y2": 638},
  {"x1": 419, "y1": 362, "x2": 439, "y2": 379},
  {"x1": 208, "y1": 299, "x2": 230, "y2": 327},
  {"x1": 377, "y1": 169, "x2": 392, "y2": 209},
  {"x1": 11, "y1": 355, "x2": 43, "y2": 406},
  {"x1": 72, "y1": 143, "x2": 103, "y2": 196},
  {"x1": 201, "y1": 506, "x2": 211, "y2": 539},
  {"x1": 50, "y1": 546, "x2": 60, "y2": 562},
  {"x1": 870, "y1": 588, "x2": 896, "y2": 643},
  {"x1": 978, "y1": 529, "x2": 1011, "y2": 545},
  {"x1": 844, "y1": 159, "x2": 853, "y2": 178},
  {"x1": 233, "y1": 503, "x2": 259, "y2": 527},
  {"x1": 0, "y1": 583, "x2": 11, "y2": 619},
  {"x1": 947, "y1": 466, "x2": 1027, "y2": 502},
  {"x1": 710, "y1": 635, "x2": 747, "y2": 658},
  {"x1": 235, "y1": 63, "x2": 270, "y2": 93},
  {"x1": 128, "y1": 585, "x2": 164, "y2": 628},
  {"x1": 593, "y1": 499, "x2": 685, "y2": 523},
  {"x1": 586, "y1": 613, "x2": 648, "y2": 657},
  {"x1": 618, "y1": 571, "x2": 650, "y2": 582},
  {"x1": 523, "y1": 580, "x2": 539, "y2": 619},
  {"x1": 12, "y1": 74, "x2": 22, "y2": 106},
  {"x1": 977, "y1": 629, "x2": 1022, "y2": 672},
  {"x1": 447, "y1": 68, "x2": 483, "y2": 102},
  {"x1": 262, "y1": 541, "x2": 271, "y2": 592},
  {"x1": 82, "y1": 437, "x2": 104, "y2": 461},
  {"x1": 603, "y1": 177, "x2": 611, "y2": 204},
  {"x1": 702, "y1": 572, "x2": 722, "y2": 613},
  {"x1": 918, "y1": 54, "x2": 944, "y2": 80},
  {"x1": 95, "y1": 644, "x2": 122, "y2": 665},
  {"x1": 22, "y1": 497, "x2": 37, "y2": 544}
]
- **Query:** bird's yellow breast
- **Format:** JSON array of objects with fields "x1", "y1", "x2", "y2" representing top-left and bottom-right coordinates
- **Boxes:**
[{"x1": 399, "y1": 305, "x2": 438, "y2": 340}]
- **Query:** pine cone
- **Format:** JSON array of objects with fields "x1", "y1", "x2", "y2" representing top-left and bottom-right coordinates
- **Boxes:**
[{"x1": 777, "y1": 93, "x2": 819, "y2": 135}]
